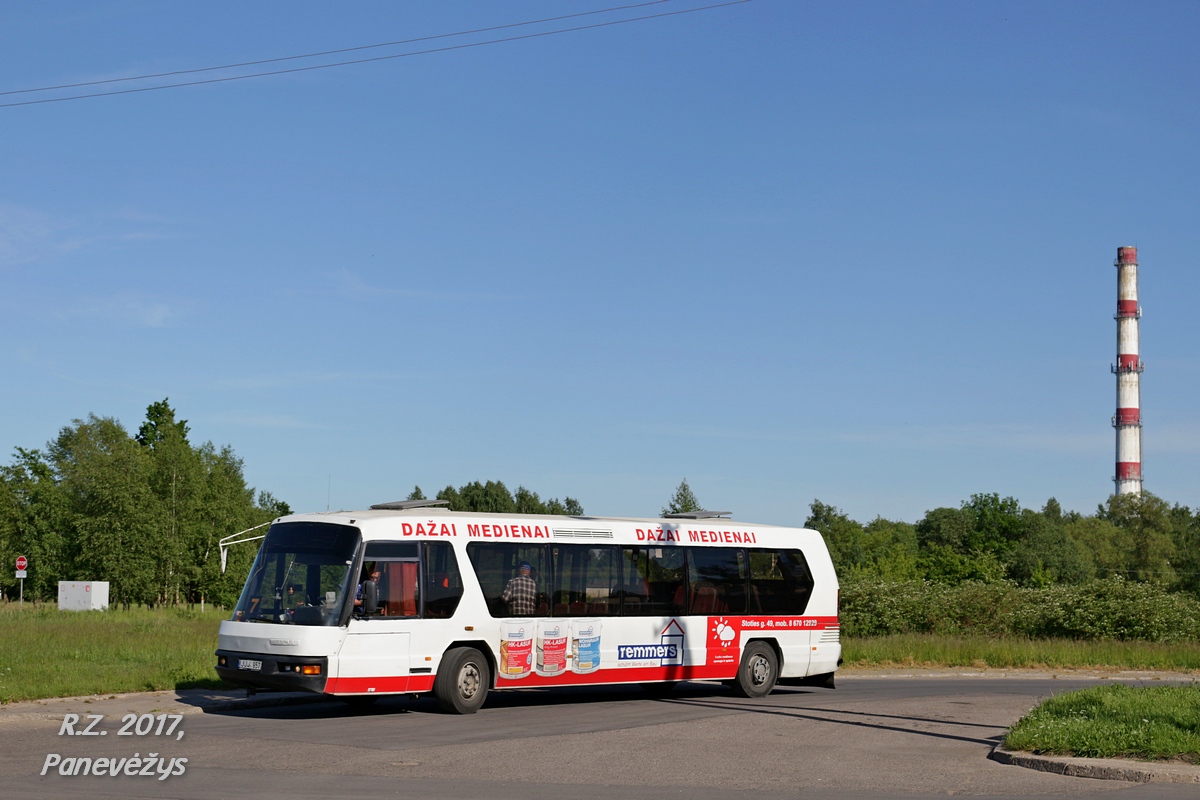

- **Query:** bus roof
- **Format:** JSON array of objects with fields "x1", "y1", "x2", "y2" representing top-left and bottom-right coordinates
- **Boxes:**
[{"x1": 275, "y1": 507, "x2": 807, "y2": 529}]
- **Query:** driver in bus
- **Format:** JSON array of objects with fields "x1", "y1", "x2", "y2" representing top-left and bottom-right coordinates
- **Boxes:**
[
  {"x1": 501, "y1": 561, "x2": 537, "y2": 616},
  {"x1": 354, "y1": 565, "x2": 382, "y2": 608}
]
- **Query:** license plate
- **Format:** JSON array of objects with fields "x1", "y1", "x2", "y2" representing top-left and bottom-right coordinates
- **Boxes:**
[{"x1": 237, "y1": 659, "x2": 262, "y2": 671}]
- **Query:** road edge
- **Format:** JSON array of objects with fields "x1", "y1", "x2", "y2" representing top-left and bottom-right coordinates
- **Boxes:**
[{"x1": 989, "y1": 745, "x2": 1200, "y2": 784}]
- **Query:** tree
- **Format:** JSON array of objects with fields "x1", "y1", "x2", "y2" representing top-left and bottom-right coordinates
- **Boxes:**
[
  {"x1": 256, "y1": 491, "x2": 291, "y2": 518},
  {"x1": 1169, "y1": 505, "x2": 1200, "y2": 596},
  {"x1": 514, "y1": 486, "x2": 547, "y2": 515},
  {"x1": 50, "y1": 415, "x2": 159, "y2": 606},
  {"x1": 1006, "y1": 510, "x2": 1092, "y2": 586},
  {"x1": 915, "y1": 503, "x2": 1011, "y2": 584},
  {"x1": 135, "y1": 398, "x2": 189, "y2": 447},
  {"x1": 0, "y1": 448, "x2": 70, "y2": 601},
  {"x1": 859, "y1": 517, "x2": 920, "y2": 580},
  {"x1": 139, "y1": 400, "x2": 204, "y2": 605},
  {"x1": 1064, "y1": 516, "x2": 1130, "y2": 579},
  {"x1": 915, "y1": 506, "x2": 975, "y2": 551},
  {"x1": 1043, "y1": 497, "x2": 1063, "y2": 522},
  {"x1": 406, "y1": 486, "x2": 426, "y2": 501},
  {"x1": 0, "y1": 402, "x2": 288, "y2": 607},
  {"x1": 1100, "y1": 492, "x2": 1176, "y2": 583},
  {"x1": 435, "y1": 481, "x2": 583, "y2": 516},
  {"x1": 455, "y1": 481, "x2": 517, "y2": 513},
  {"x1": 662, "y1": 479, "x2": 701, "y2": 516},
  {"x1": 805, "y1": 500, "x2": 865, "y2": 575},
  {"x1": 962, "y1": 493, "x2": 1026, "y2": 555}
]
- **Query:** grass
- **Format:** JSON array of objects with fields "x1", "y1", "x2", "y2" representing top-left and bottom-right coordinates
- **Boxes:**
[
  {"x1": 1005, "y1": 685, "x2": 1200, "y2": 762},
  {"x1": 843, "y1": 633, "x2": 1200, "y2": 672},
  {"x1": 0, "y1": 602, "x2": 229, "y2": 704}
]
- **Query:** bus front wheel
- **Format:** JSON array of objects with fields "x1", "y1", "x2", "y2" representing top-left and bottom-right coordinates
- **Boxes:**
[
  {"x1": 434, "y1": 647, "x2": 490, "y2": 714},
  {"x1": 731, "y1": 642, "x2": 778, "y2": 698}
]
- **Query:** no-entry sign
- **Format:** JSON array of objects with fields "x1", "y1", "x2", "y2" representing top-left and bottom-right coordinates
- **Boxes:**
[{"x1": 15, "y1": 556, "x2": 27, "y2": 571}]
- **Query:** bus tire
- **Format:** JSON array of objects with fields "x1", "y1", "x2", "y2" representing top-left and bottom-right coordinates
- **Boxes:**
[
  {"x1": 434, "y1": 647, "x2": 490, "y2": 714},
  {"x1": 731, "y1": 642, "x2": 778, "y2": 698}
]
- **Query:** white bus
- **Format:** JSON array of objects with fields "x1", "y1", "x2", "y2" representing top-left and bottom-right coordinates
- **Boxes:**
[{"x1": 215, "y1": 501, "x2": 840, "y2": 713}]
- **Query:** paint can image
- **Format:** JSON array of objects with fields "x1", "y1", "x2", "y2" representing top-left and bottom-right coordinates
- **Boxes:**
[
  {"x1": 499, "y1": 620, "x2": 534, "y2": 679},
  {"x1": 571, "y1": 618, "x2": 602, "y2": 673},
  {"x1": 536, "y1": 620, "x2": 568, "y2": 676}
]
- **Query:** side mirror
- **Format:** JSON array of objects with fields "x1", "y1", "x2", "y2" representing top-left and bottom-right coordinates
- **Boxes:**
[{"x1": 361, "y1": 580, "x2": 378, "y2": 616}]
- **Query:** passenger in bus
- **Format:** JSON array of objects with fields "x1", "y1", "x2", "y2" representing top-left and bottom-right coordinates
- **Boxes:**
[{"x1": 500, "y1": 561, "x2": 537, "y2": 616}]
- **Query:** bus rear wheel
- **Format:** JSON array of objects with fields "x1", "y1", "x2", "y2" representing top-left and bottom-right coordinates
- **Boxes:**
[
  {"x1": 731, "y1": 642, "x2": 778, "y2": 698},
  {"x1": 434, "y1": 647, "x2": 490, "y2": 714}
]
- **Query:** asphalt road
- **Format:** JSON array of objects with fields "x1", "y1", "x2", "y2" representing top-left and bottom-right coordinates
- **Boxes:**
[{"x1": 2, "y1": 673, "x2": 1196, "y2": 799}]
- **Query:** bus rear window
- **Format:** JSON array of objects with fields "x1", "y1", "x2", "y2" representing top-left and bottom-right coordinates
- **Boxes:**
[{"x1": 748, "y1": 549, "x2": 815, "y2": 615}]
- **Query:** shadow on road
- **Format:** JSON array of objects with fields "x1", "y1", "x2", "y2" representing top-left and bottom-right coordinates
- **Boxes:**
[
  {"x1": 657, "y1": 696, "x2": 1005, "y2": 747},
  {"x1": 204, "y1": 681, "x2": 746, "y2": 720}
]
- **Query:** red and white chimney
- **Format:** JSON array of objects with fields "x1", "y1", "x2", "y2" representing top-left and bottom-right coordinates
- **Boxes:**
[{"x1": 1112, "y1": 246, "x2": 1143, "y2": 495}]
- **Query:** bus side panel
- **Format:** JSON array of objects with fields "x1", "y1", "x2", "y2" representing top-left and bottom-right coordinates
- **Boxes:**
[{"x1": 773, "y1": 628, "x2": 811, "y2": 679}]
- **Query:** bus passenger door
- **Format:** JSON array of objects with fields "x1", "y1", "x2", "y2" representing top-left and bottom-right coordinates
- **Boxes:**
[{"x1": 333, "y1": 624, "x2": 411, "y2": 694}]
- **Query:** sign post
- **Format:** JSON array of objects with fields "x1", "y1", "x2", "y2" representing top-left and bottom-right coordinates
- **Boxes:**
[{"x1": 16, "y1": 556, "x2": 27, "y2": 606}]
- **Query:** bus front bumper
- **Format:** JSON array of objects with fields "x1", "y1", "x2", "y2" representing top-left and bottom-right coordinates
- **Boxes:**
[{"x1": 215, "y1": 649, "x2": 329, "y2": 694}]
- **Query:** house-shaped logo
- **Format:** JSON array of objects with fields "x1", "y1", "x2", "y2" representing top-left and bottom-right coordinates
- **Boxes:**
[
  {"x1": 659, "y1": 619, "x2": 685, "y2": 666},
  {"x1": 617, "y1": 619, "x2": 687, "y2": 666}
]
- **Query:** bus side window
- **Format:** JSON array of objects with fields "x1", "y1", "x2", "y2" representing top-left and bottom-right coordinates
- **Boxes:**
[
  {"x1": 645, "y1": 547, "x2": 686, "y2": 616},
  {"x1": 551, "y1": 545, "x2": 591, "y2": 616},
  {"x1": 546, "y1": 544, "x2": 623, "y2": 617},
  {"x1": 423, "y1": 542, "x2": 464, "y2": 619},
  {"x1": 584, "y1": 546, "x2": 620, "y2": 616},
  {"x1": 618, "y1": 547, "x2": 650, "y2": 616},
  {"x1": 686, "y1": 548, "x2": 747, "y2": 615},
  {"x1": 465, "y1": 543, "x2": 550, "y2": 618}
]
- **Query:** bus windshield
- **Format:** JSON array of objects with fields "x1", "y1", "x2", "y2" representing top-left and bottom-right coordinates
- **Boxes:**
[{"x1": 232, "y1": 522, "x2": 359, "y2": 626}]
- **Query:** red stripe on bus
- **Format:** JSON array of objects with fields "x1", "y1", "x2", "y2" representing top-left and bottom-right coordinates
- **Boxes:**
[
  {"x1": 325, "y1": 615, "x2": 840, "y2": 695},
  {"x1": 496, "y1": 663, "x2": 740, "y2": 686}
]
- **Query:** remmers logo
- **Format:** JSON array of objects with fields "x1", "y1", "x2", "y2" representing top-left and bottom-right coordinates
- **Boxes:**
[{"x1": 618, "y1": 644, "x2": 678, "y2": 661}]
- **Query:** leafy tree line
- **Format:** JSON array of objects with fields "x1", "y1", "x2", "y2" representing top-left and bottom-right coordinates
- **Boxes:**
[
  {"x1": 406, "y1": 482, "x2": 584, "y2": 516},
  {"x1": 807, "y1": 492, "x2": 1200, "y2": 596},
  {"x1": 0, "y1": 401, "x2": 288, "y2": 608},
  {"x1": 0, "y1": 402, "x2": 588, "y2": 607}
]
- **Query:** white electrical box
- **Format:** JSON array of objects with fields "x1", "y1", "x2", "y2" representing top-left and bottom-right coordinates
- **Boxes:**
[{"x1": 58, "y1": 581, "x2": 110, "y2": 611}]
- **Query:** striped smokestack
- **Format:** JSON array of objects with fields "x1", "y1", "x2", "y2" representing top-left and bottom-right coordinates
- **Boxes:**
[{"x1": 1112, "y1": 246, "x2": 1143, "y2": 495}]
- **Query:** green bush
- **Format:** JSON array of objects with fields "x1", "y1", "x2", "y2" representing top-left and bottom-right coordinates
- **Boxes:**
[{"x1": 841, "y1": 577, "x2": 1200, "y2": 643}]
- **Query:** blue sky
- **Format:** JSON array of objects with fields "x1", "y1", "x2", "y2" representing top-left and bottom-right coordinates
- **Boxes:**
[{"x1": 1, "y1": 1, "x2": 1197, "y2": 526}]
